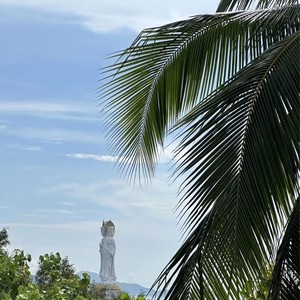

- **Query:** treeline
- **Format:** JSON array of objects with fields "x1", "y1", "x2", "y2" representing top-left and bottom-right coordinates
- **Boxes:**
[{"x1": 0, "y1": 228, "x2": 145, "y2": 300}]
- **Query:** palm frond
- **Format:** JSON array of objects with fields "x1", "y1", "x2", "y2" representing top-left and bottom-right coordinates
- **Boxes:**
[
  {"x1": 217, "y1": 0, "x2": 299, "y2": 12},
  {"x1": 101, "y1": 1, "x2": 300, "y2": 298},
  {"x1": 101, "y1": 5, "x2": 299, "y2": 182},
  {"x1": 151, "y1": 30, "x2": 300, "y2": 299},
  {"x1": 269, "y1": 197, "x2": 300, "y2": 299}
]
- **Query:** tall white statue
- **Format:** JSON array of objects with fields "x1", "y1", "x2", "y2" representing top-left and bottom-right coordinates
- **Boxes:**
[{"x1": 99, "y1": 220, "x2": 117, "y2": 283}]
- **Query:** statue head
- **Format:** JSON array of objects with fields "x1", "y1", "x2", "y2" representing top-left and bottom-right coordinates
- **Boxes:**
[{"x1": 101, "y1": 220, "x2": 115, "y2": 237}]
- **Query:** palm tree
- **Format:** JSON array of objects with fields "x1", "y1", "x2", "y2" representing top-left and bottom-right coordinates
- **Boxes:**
[{"x1": 101, "y1": 0, "x2": 299, "y2": 298}]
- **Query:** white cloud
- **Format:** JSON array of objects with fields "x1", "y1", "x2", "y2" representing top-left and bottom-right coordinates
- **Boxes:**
[
  {"x1": 0, "y1": 205, "x2": 14, "y2": 209},
  {"x1": 0, "y1": 101, "x2": 97, "y2": 122},
  {"x1": 38, "y1": 209, "x2": 78, "y2": 215},
  {"x1": 56, "y1": 201, "x2": 76, "y2": 206},
  {"x1": 2, "y1": 221, "x2": 99, "y2": 232},
  {"x1": 0, "y1": 0, "x2": 220, "y2": 33},
  {"x1": 21, "y1": 213, "x2": 50, "y2": 219},
  {"x1": 126, "y1": 272, "x2": 139, "y2": 284},
  {"x1": 40, "y1": 175, "x2": 180, "y2": 221},
  {"x1": 66, "y1": 144, "x2": 178, "y2": 165},
  {"x1": 0, "y1": 126, "x2": 103, "y2": 144},
  {"x1": 66, "y1": 153, "x2": 117, "y2": 163},
  {"x1": 5, "y1": 144, "x2": 43, "y2": 151},
  {"x1": 0, "y1": 101, "x2": 82, "y2": 113}
]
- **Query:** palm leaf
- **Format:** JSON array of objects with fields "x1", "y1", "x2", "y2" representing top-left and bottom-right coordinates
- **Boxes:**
[
  {"x1": 101, "y1": 5, "x2": 299, "y2": 182},
  {"x1": 217, "y1": 0, "x2": 299, "y2": 11},
  {"x1": 269, "y1": 197, "x2": 300, "y2": 299},
  {"x1": 151, "y1": 29, "x2": 300, "y2": 299},
  {"x1": 101, "y1": 2, "x2": 300, "y2": 299}
]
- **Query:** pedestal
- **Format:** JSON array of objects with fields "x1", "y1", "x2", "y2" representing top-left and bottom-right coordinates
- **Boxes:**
[{"x1": 98, "y1": 283, "x2": 122, "y2": 300}]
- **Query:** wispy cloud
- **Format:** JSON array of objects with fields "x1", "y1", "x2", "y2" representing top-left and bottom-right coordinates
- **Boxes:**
[
  {"x1": 0, "y1": 101, "x2": 80, "y2": 113},
  {"x1": 2, "y1": 221, "x2": 99, "y2": 232},
  {"x1": 5, "y1": 144, "x2": 43, "y2": 151},
  {"x1": 0, "y1": 102, "x2": 102, "y2": 144},
  {"x1": 40, "y1": 176, "x2": 180, "y2": 220},
  {"x1": 66, "y1": 145, "x2": 178, "y2": 164},
  {"x1": 22, "y1": 213, "x2": 50, "y2": 219},
  {"x1": 0, "y1": 205, "x2": 14, "y2": 209},
  {"x1": 38, "y1": 209, "x2": 78, "y2": 215},
  {"x1": 66, "y1": 153, "x2": 117, "y2": 163},
  {"x1": 0, "y1": 0, "x2": 219, "y2": 33},
  {"x1": 0, "y1": 101, "x2": 97, "y2": 122},
  {"x1": 126, "y1": 272, "x2": 139, "y2": 284},
  {"x1": 0, "y1": 126, "x2": 103, "y2": 144},
  {"x1": 55, "y1": 201, "x2": 76, "y2": 207}
]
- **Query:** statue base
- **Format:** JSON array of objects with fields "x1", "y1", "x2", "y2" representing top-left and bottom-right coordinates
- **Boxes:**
[{"x1": 98, "y1": 282, "x2": 122, "y2": 299}]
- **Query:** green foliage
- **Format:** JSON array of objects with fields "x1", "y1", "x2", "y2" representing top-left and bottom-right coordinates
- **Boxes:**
[
  {"x1": 0, "y1": 228, "x2": 10, "y2": 250},
  {"x1": 16, "y1": 284, "x2": 43, "y2": 300},
  {"x1": 0, "y1": 249, "x2": 31, "y2": 299},
  {"x1": 0, "y1": 292, "x2": 12, "y2": 300},
  {"x1": 119, "y1": 292, "x2": 135, "y2": 300},
  {"x1": 0, "y1": 229, "x2": 94, "y2": 300},
  {"x1": 36, "y1": 253, "x2": 75, "y2": 287},
  {"x1": 115, "y1": 292, "x2": 146, "y2": 300},
  {"x1": 35, "y1": 252, "x2": 90, "y2": 300}
]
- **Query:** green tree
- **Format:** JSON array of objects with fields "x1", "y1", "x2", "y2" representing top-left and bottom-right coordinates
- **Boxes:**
[
  {"x1": 101, "y1": 0, "x2": 299, "y2": 298},
  {"x1": 35, "y1": 252, "x2": 90, "y2": 300},
  {"x1": 16, "y1": 284, "x2": 43, "y2": 300},
  {"x1": 0, "y1": 249, "x2": 32, "y2": 299},
  {"x1": 0, "y1": 230, "x2": 99, "y2": 299},
  {"x1": 110, "y1": 292, "x2": 146, "y2": 300},
  {"x1": 35, "y1": 253, "x2": 76, "y2": 288},
  {"x1": 0, "y1": 228, "x2": 10, "y2": 250}
]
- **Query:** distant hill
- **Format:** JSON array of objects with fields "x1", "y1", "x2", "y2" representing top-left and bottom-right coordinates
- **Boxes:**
[{"x1": 77, "y1": 271, "x2": 158, "y2": 298}]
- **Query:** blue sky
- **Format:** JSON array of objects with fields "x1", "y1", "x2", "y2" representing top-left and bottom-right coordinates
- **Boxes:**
[{"x1": 0, "y1": 0, "x2": 218, "y2": 287}]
